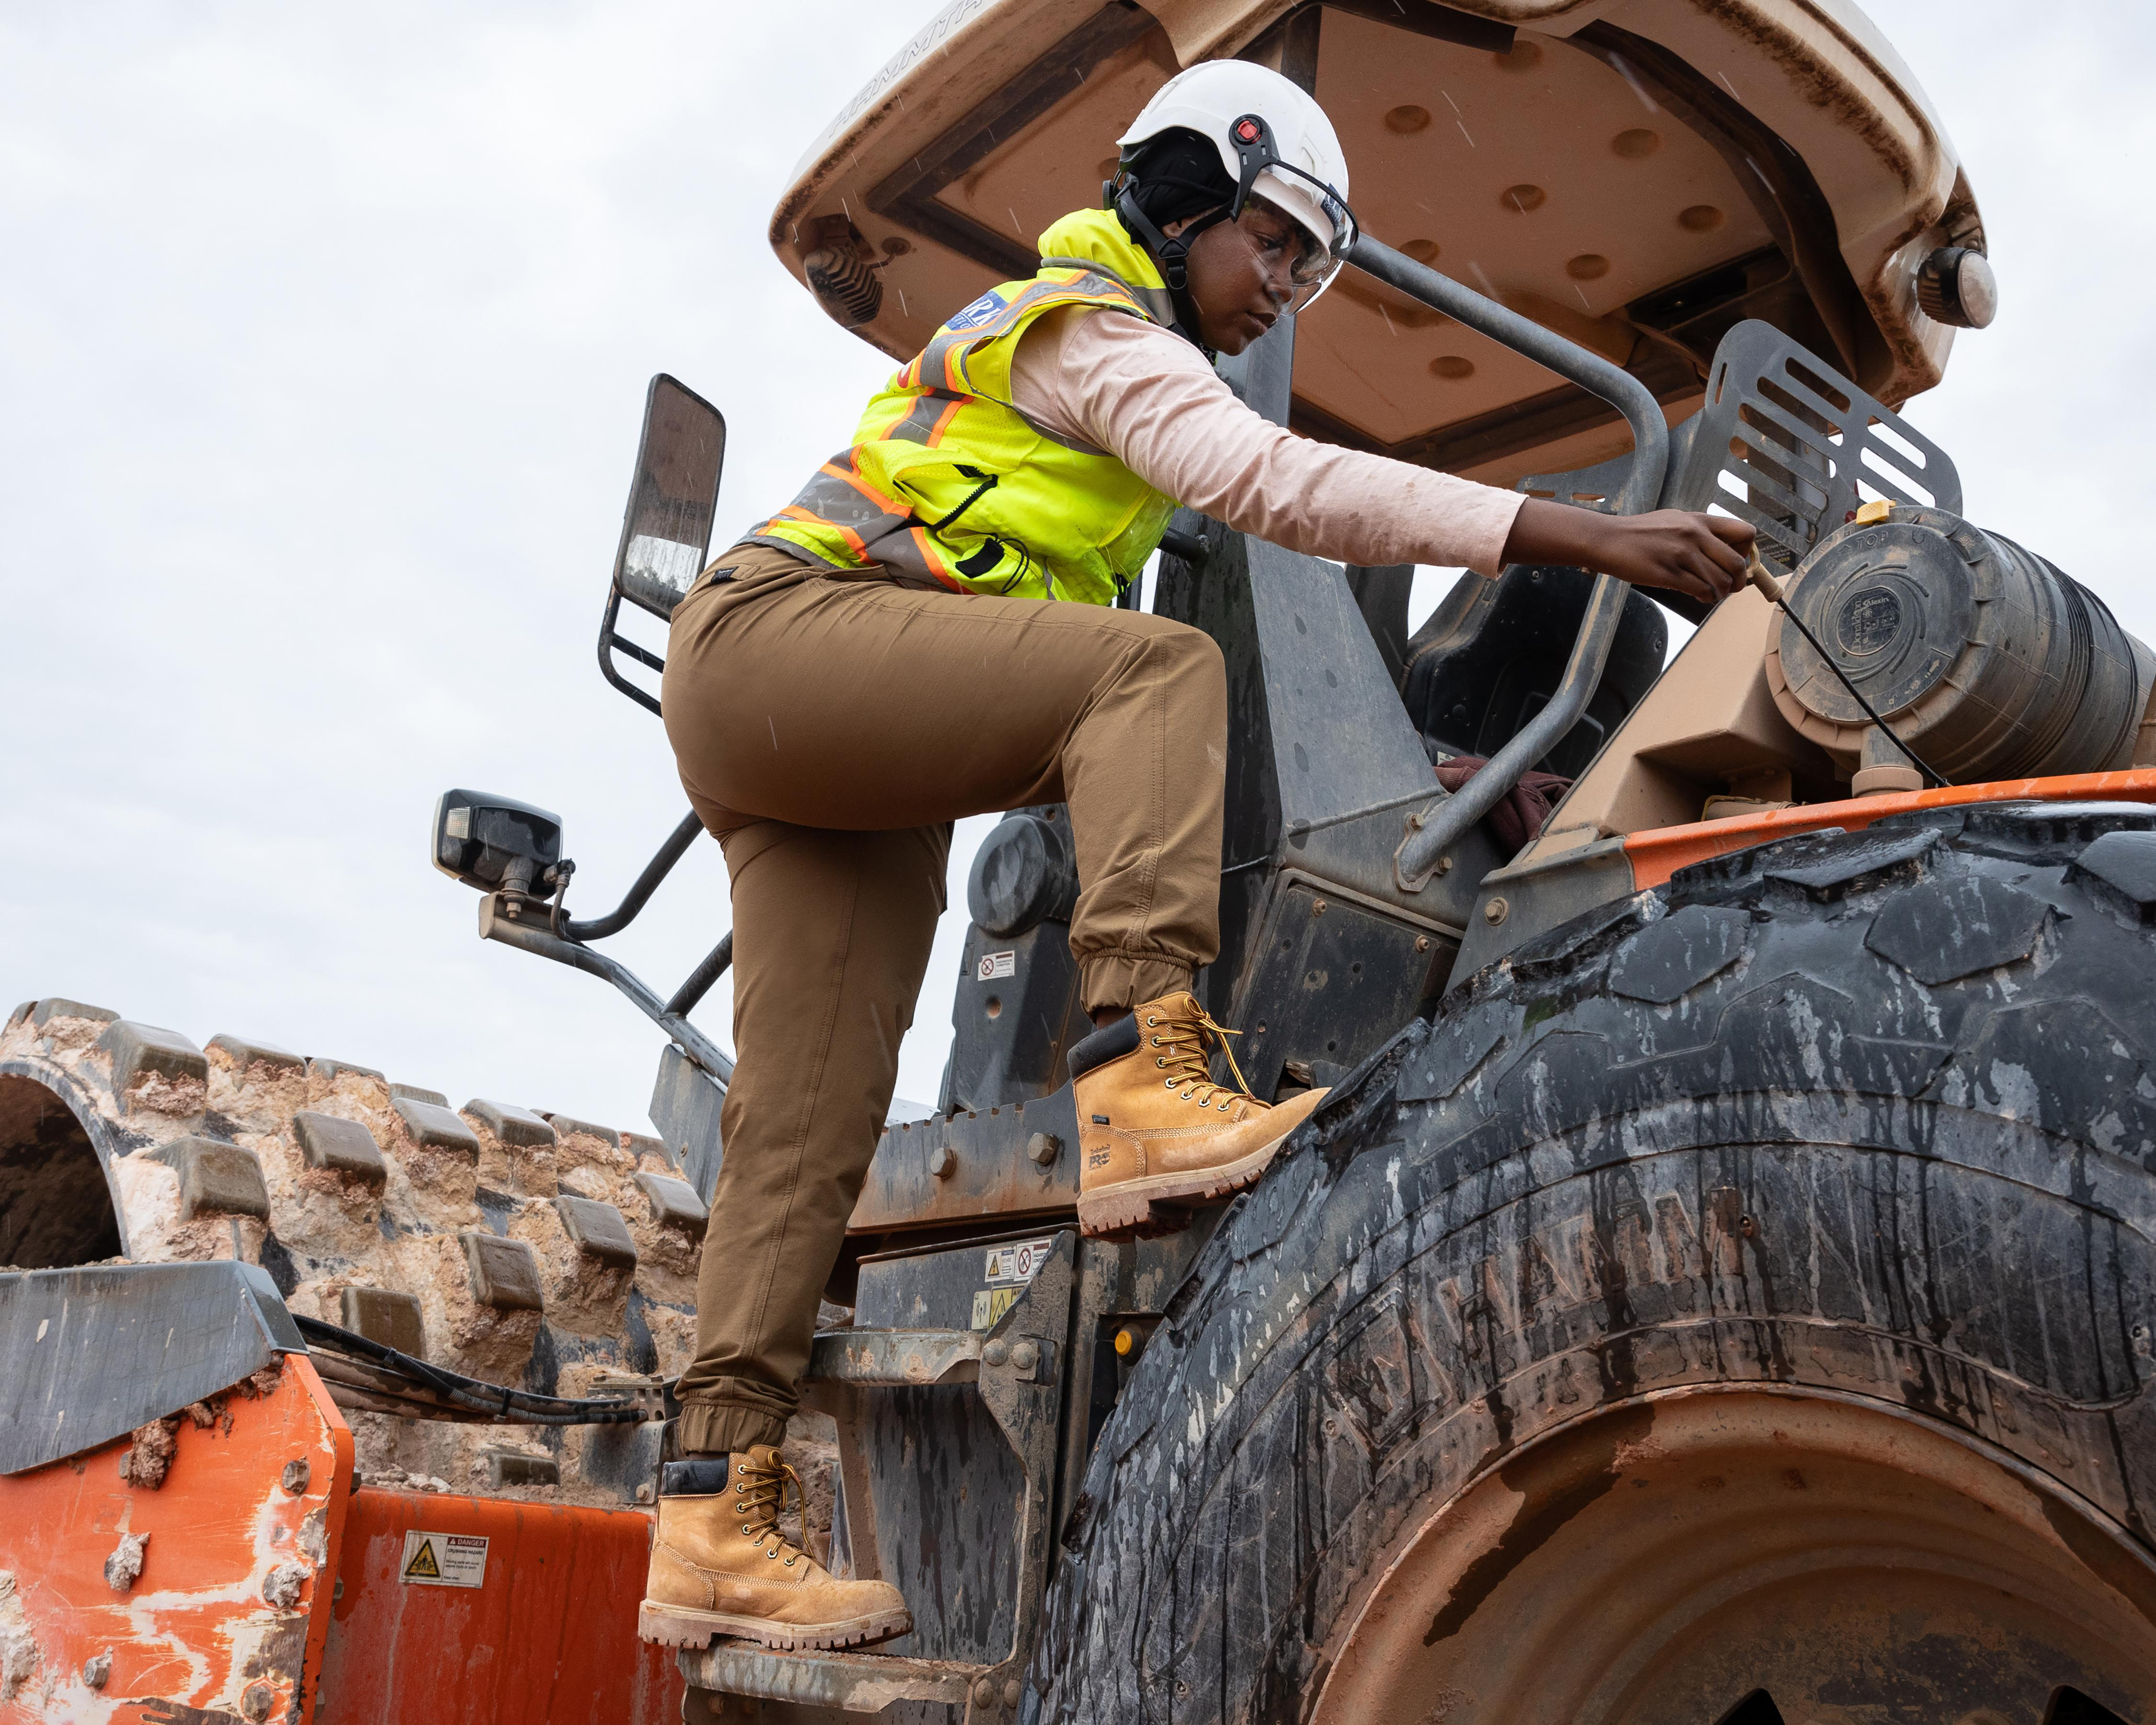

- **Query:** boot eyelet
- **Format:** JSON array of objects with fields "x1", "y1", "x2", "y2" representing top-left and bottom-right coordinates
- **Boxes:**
[
  {"x1": 1156, "y1": 1057, "x2": 1167, "y2": 1068},
  {"x1": 785, "y1": 1556, "x2": 796, "y2": 1566},
  {"x1": 741, "y1": 1524, "x2": 752, "y2": 1534},
  {"x1": 1163, "y1": 1078, "x2": 1176, "y2": 1089}
]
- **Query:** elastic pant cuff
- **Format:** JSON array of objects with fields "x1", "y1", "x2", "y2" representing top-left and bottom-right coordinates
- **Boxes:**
[
  {"x1": 1078, "y1": 953, "x2": 1195, "y2": 1015},
  {"x1": 678, "y1": 1399, "x2": 789, "y2": 1457}
]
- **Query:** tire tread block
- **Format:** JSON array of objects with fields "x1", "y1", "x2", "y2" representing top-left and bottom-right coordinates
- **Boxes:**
[{"x1": 1864, "y1": 873, "x2": 2050, "y2": 983}]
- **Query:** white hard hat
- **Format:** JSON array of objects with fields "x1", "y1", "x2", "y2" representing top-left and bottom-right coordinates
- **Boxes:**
[{"x1": 1116, "y1": 59, "x2": 1356, "y2": 302}]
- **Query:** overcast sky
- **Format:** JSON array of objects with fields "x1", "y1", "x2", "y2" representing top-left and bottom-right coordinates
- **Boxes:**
[{"x1": 5, "y1": 2, "x2": 2153, "y2": 1136}]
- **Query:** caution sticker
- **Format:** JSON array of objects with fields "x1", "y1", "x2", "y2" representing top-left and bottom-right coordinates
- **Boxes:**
[
  {"x1": 400, "y1": 1530, "x2": 489, "y2": 1588},
  {"x1": 971, "y1": 1288, "x2": 1020, "y2": 1331},
  {"x1": 977, "y1": 950, "x2": 1016, "y2": 981},
  {"x1": 985, "y1": 1238, "x2": 1055, "y2": 1286}
]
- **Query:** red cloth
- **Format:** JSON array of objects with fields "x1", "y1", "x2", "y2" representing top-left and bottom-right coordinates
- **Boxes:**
[{"x1": 1434, "y1": 756, "x2": 1572, "y2": 854}]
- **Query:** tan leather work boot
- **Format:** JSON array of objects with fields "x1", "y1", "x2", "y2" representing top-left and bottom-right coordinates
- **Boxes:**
[
  {"x1": 638, "y1": 1448, "x2": 911, "y2": 1651},
  {"x1": 1070, "y1": 990, "x2": 1329, "y2": 1237}
]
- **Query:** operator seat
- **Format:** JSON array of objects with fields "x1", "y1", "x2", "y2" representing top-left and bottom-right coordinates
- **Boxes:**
[{"x1": 1399, "y1": 563, "x2": 1669, "y2": 779}]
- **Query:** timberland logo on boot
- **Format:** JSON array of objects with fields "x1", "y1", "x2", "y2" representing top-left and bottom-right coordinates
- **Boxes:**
[
  {"x1": 1089, "y1": 1149, "x2": 1112, "y2": 1168},
  {"x1": 1092, "y1": 1115, "x2": 1111, "y2": 1124}
]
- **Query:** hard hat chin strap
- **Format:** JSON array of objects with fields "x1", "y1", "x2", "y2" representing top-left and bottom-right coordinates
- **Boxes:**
[{"x1": 1110, "y1": 183, "x2": 1227, "y2": 351}]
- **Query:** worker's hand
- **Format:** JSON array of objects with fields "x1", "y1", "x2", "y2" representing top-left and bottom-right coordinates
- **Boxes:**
[{"x1": 1502, "y1": 499, "x2": 1754, "y2": 606}]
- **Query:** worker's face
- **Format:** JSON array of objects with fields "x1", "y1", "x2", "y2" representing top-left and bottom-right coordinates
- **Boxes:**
[{"x1": 1165, "y1": 201, "x2": 1311, "y2": 356}]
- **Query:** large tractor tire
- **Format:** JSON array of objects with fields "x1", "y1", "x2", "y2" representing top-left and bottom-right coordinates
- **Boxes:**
[{"x1": 1035, "y1": 802, "x2": 2156, "y2": 1725}]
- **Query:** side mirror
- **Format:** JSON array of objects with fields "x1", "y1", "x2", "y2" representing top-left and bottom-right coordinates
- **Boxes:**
[
  {"x1": 600, "y1": 375, "x2": 726, "y2": 714},
  {"x1": 433, "y1": 790, "x2": 566, "y2": 919}
]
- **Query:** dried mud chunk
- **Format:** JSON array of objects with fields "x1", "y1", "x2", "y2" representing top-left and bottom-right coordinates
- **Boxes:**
[
  {"x1": 117, "y1": 1417, "x2": 179, "y2": 1489},
  {"x1": 103, "y1": 1532, "x2": 149, "y2": 1592},
  {"x1": 259, "y1": 1561, "x2": 307, "y2": 1609}
]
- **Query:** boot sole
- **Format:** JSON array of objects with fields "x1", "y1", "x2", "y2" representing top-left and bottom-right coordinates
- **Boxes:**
[
  {"x1": 638, "y1": 1598, "x2": 914, "y2": 1652},
  {"x1": 1075, "y1": 1123, "x2": 1296, "y2": 1239}
]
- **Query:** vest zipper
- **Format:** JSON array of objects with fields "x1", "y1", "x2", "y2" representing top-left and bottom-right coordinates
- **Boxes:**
[{"x1": 928, "y1": 465, "x2": 999, "y2": 532}]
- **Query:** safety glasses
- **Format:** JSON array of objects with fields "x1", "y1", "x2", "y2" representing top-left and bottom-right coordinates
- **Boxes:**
[{"x1": 1233, "y1": 191, "x2": 1354, "y2": 315}]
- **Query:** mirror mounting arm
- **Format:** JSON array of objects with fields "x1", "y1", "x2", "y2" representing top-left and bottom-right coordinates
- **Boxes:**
[{"x1": 480, "y1": 892, "x2": 734, "y2": 1089}]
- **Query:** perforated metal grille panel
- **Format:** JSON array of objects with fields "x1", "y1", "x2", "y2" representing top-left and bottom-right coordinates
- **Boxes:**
[{"x1": 1667, "y1": 320, "x2": 1961, "y2": 575}]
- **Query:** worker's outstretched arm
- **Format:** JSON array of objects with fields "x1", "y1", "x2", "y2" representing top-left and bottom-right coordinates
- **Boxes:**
[
  {"x1": 1501, "y1": 498, "x2": 1749, "y2": 605},
  {"x1": 1010, "y1": 306, "x2": 1749, "y2": 602}
]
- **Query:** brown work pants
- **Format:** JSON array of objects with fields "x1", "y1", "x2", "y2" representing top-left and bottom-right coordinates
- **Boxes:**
[{"x1": 660, "y1": 543, "x2": 1227, "y2": 1452}]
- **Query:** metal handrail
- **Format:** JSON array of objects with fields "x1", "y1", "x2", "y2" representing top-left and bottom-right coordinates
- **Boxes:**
[
  {"x1": 1345, "y1": 237, "x2": 1669, "y2": 889},
  {"x1": 562, "y1": 810, "x2": 706, "y2": 941}
]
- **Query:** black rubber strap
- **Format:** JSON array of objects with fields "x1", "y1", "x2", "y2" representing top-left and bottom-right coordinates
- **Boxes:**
[{"x1": 662, "y1": 1457, "x2": 736, "y2": 1497}]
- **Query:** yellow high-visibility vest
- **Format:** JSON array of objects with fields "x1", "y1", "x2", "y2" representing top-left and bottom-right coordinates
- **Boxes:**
[{"x1": 748, "y1": 208, "x2": 1181, "y2": 605}]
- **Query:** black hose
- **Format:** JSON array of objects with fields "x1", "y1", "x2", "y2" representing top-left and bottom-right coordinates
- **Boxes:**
[{"x1": 295, "y1": 1313, "x2": 654, "y2": 1426}]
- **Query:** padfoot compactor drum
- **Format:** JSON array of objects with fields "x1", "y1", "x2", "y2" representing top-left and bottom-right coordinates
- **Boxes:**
[{"x1": 7, "y1": 3, "x2": 2156, "y2": 1723}]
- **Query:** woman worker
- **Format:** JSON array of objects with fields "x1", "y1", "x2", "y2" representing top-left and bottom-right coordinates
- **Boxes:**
[{"x1": 640, "y1": 59, "x2": 1752, "y2": 1653}]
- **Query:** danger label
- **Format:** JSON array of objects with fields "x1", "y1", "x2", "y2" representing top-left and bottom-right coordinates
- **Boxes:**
[
  {"x1": 400, "y1": 1530, "x2": 488, "y2": 1588},
  {"x1": 977, "y1": 950, "x2": 1016, "y2": 981},
  {"x1": 985, "y1": 1238, "x2": 1055, "y2": 1286}
]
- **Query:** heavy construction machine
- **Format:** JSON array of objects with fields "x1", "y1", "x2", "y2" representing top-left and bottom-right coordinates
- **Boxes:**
[{"x1": 6, "y1": 1, "x2": 2156, "y2": 1721}]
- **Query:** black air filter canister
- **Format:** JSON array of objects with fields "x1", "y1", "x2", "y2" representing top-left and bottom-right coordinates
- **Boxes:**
[{"x1": 1766, "y1": 506, "x2": 2155, "y2": 784}]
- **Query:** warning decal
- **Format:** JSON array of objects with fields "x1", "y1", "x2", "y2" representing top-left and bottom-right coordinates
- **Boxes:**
[
  {"x1": 977, "y1": 950, "x2": 1016, "y2": 981},
  {"x1": 400, "y1": 1530, "x2": 489, "y2": 1588},
  {"x1": 985, "y1": 1238, "x2": 1055, "y2": 1286}
]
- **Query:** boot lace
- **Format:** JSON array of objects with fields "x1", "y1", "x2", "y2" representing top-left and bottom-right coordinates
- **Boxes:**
[
  {"x1": 734, "y1": 1456, "x2": 810, "y2": 1569},
  {"x1": 1146, "y1": 1004, "x2": 1256, "y2": 1110}
]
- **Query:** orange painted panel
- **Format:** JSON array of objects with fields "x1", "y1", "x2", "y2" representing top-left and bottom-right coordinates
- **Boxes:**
[
  {"x1": 1623, "y1": 769, "x2": 2156, "y2": 889},
  {"x1": 319, "y1": 1488, "x2": 679, "y2": 1725},
  {"x1": 0, "y1": 1354, "x2": 352, "y2": 1725}
]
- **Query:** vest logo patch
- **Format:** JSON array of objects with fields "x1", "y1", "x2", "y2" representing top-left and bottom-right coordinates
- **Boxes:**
[{"x1": 944, "y1": 291, "x2": 1005, "y2": 332}]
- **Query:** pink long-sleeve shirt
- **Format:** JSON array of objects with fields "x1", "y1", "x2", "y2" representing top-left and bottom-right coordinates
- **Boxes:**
[{"x1": 1008, "y1": 304, "x2": 1525, "y2": 577}]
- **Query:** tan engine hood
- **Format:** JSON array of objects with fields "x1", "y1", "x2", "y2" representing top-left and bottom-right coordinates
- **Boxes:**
[{"x1": 774, "y1": 0, "x2": 1981, "y2": 487}]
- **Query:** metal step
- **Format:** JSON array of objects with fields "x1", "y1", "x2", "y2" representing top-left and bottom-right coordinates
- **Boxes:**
[
  {"x1": 680, "y1": 1644, "x2": 979, "y2": 1713},
  {"x1": 805, "y1": 1326, "x2": 981, "y2": 1387}
]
